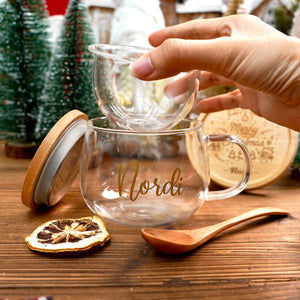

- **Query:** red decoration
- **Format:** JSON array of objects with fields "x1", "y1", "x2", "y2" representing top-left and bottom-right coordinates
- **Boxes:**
[{"x1": 46, "y1": 0, "x2": 69, "y2": 15}]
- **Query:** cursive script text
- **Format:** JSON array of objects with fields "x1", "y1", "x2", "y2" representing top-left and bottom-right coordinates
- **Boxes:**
[{"x1": 118, "y1": 160, "x2": 185, "y2": 201}]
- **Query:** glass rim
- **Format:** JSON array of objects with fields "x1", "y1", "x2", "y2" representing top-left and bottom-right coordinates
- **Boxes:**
[
  {"x1": 88, "y1": 44, "x2": 151, "y2": 63},
  {"x1": 87, "y1": 116, "x2": 204, "y2": 136}
]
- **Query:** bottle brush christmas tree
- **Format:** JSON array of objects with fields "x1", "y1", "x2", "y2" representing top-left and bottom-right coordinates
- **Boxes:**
[
  {"x1": 0, "y1": 0, "x2": 51, "y2": 144},
  {"x1": 274, "y1": 0, "x2": 300, "y2": 35},
  {"x1": 34, "y1": 0, "x2": 101, "y2": 140}
]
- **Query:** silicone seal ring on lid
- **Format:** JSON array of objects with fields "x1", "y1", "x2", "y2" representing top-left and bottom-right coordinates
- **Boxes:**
[{"x1": 21, "y1": 110, "x2": 88, "y2": 209}]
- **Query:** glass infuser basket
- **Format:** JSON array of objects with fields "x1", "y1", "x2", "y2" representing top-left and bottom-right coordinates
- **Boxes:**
[{"x1": 87, "y1": 44, "x2": 200, "y2": 131}]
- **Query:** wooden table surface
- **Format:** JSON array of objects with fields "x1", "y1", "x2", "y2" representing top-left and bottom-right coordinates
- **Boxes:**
[{"x1": 0, "y1": 142, "x2": 299, "y2": 300}]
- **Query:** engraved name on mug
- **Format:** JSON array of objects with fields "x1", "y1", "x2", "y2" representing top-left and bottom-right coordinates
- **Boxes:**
[{"x1": 118, "y1": 160, "x2": 186, "y2": 201}]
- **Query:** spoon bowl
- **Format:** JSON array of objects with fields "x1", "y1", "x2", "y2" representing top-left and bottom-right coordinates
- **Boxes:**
[{"x1": 141, "y1": 207, "x2": 289, "y2": 254}]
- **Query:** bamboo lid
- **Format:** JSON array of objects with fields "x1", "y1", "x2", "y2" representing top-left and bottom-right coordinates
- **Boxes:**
[
  {"x1": 200, "y1": 108, "x2": 299, "y2": 190},
  {"x1": 21, "y1": 110, "x2": 88, "y2": 209}
]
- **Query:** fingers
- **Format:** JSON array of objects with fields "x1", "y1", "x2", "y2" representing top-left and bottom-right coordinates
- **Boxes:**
[
  {"x1": 164, "y1": 71, "x2": 201, "y2": 98},
  {"x1": 197, "y1": 89, "x2": 243, "y2": 113},
  {"x1": 149, "y1": 17, "x2": 233, "y2": 47},
  {"x1": 148, "y1": 15, "x2": 282, "y2": 47},
  {"x1": 164, "y1": 70, "x2": 235, "y2": 98},
  {"x1": 199, "y1": 71, "x2": 235, "y2": 90},
  {"x1": 130, "y1": 37, "x2": 246, "y2": 81},
  {"x1": 198, "y1": 89, "x2": 300, "y2": 131},
  {"x1": 130, "y1": 36, "x2": 296, "y2": 101}
]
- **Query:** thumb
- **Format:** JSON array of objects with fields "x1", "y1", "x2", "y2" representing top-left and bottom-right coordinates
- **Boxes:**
[{"x1": 129, "y1": 37, "x2": 245, "y2": 81}]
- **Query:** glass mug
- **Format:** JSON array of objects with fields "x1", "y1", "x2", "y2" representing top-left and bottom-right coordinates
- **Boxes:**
[
  {"x1": 80, "y1": 117, "x2": 251, "y2": 227},
  {"x1": 88, "y1": 44, "x2": 199, "y2": 131}
]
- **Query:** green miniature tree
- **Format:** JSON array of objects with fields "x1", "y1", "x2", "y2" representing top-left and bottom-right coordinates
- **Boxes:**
[
  {"x1": 274, "y1": 0, "x2": 300, "y2": 35},
  {"x1": 35, "y1": 0, "x2": 101, "y2": 139},
  {"x1": 0, "y1": 0, "x2": 51, "y2": 142},
  {"x1": 291, "y1": 140, "x2": 300, "y2": 180}
]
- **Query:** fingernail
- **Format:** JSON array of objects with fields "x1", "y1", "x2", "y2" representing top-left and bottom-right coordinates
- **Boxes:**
[{"x1": 129, "y1": 55, "x2": 153, "y2": 78}]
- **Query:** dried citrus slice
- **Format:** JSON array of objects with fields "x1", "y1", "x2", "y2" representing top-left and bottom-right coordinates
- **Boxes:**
[{"x1": 25, "y1": 216, "x2": 110, "y2": 253}]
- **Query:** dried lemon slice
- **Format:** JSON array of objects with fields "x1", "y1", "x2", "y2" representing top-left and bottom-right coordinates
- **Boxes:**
[{"x1": 25, "y1": 216, "x2": 110, "y2": 253}]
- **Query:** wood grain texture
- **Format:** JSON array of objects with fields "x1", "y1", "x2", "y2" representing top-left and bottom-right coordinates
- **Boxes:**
[{"x1": 0, "y1": 142, "x2": 299, "y2": 300}]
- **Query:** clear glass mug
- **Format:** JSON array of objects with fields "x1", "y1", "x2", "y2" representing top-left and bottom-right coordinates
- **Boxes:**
[
  {"x1": 80, "y1": 117, "x2": 251, "y2": 227},
  {"x1": 88, "y1": 44, "x2": 199, "y2": 131}
]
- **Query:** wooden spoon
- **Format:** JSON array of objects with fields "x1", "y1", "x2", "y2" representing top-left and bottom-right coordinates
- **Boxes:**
[{"x1": 141, "y1": 207, "x2": 289, "y2": 254}]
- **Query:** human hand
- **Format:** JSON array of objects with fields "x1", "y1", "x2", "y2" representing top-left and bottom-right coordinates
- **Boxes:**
[{"x1": 129, "y1": 15, "x2": 300, "y2": 131}]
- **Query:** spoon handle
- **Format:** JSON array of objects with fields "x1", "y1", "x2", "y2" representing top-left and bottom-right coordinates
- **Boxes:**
[{"x1": 193, "y1": 207, "x2": 289, "y2": 239}]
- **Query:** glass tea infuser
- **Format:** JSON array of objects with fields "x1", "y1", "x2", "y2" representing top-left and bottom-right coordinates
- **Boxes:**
[{"x1": 87, "y1": 44, "x2": 199, "y2": 131}]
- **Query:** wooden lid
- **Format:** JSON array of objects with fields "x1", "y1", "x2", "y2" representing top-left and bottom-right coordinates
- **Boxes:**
[
  {"x1": 200, "y1": 108, "x2": 299, "y2": 190},
  {"x1": 21, "y1": 110, "x2": 88, "y2": 209}
]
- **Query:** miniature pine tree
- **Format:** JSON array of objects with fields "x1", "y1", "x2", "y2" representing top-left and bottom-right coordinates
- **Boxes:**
[
  {"x1": 0, "y1": 0, "x2": 51, "y2": 142},
  {"x1": 274, "y1": 0, "x2": 300, "y2": 35},
  {"x1": 35, "y1": 0, "x2": 101, "y2": 139},
  {"x1": 291, "y1": 138, "x2": 300, "y2": 180}
]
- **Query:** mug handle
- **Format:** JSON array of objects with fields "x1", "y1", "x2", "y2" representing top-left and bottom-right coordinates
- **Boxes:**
[{"x1": 206, "y1": 134, "x2": 251, "y2": 201}]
